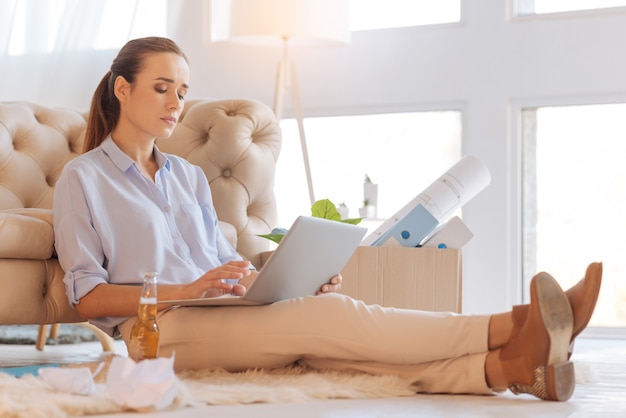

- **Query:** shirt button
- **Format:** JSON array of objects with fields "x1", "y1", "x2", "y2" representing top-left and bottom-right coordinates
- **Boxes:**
[{"x1": 164, "y1": 206, "x2": 171, "y2": 212}]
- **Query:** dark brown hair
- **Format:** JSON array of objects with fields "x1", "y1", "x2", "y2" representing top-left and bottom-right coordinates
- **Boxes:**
[{"x1": 83, "y1": 37, "x2": 188, "y2": 152}]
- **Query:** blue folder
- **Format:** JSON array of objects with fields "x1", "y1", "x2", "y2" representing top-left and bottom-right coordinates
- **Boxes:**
[{"x1": 370, "y1": 204, "x2": 439, "y2": 247}]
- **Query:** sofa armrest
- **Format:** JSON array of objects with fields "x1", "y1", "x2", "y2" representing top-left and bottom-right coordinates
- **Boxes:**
[{"x1": 0, "y1": 209, "x2": 54, "y2": 259}]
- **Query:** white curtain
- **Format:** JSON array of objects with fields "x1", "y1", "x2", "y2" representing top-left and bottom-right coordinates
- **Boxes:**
[
  {"x1": 0, "y1": 0, "x2": 18, "y2": 56},
  {"x1": 0, "y1": 0, "x2": 165, "y2": 109},
  {"x1": 53, "y1": 0, "x2": 108, "y2": 51}
]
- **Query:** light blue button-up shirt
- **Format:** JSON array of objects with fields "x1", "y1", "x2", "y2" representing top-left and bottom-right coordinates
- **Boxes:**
[{"x1": 53, "y1": 137, "x2": 242, "y2": 335}]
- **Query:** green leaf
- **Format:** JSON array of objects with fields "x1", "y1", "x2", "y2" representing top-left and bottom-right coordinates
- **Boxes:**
[
  {"x1": 256, "y1": 233, "x2": 285, "y2": 244},
  {"x1": 311, "y1": 199, "x2": 342, "y2": 221},
  {"x1": 257, "y1": 227, "x2": 288, "y2": 244},
  {"x1": 340, "y1": 217, "x2": 363, "y2": 225},
  {"x1": 258, "y1": 199, "x2": 362, "y2": 245}
]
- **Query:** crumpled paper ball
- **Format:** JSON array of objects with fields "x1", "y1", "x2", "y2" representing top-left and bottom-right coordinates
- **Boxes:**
[
  {"x1": 105, "y1": 355, "x2": 179, "y2": 411},
  {"x1": 39, "y1": 366, "x2": 96, "y2": 395}
]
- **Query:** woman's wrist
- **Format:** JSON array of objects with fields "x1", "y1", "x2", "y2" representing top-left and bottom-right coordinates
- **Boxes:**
[{"x1": 157, "y1": 284, "x2": 187, "y2": 305}]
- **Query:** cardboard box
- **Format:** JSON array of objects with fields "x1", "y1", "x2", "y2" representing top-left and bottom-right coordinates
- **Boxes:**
[
  {"x1": 339, "y1": 247, "x2": 462, "y2": 313},
  {"x1": 261, "y1": 246, "x2": 462, "y2": 313}
]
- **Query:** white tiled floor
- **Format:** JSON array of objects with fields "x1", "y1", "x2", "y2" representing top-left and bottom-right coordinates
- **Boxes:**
[{"x1": 1, "y1": 337, "x2": 625, "y2": 417}]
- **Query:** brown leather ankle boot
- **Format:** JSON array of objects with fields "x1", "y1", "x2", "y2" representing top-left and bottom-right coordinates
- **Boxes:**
[
  {"x1": 499, "y1": 272, "x2": 575, "y2": 401},
  {"x1": 510, "y1": 262, "x2": 602, "y2": 358}
]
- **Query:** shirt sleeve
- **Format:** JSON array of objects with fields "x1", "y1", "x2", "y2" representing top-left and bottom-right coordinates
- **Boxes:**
[{"x1": 53, "y1": 163, "x2": 109, "y2": 306}]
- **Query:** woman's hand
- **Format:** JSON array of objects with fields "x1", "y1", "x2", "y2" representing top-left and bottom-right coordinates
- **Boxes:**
[
  {"x1": 76, "y1": 261, "x2": 257, "y2": 318},
  {"x1": 181, "y1": 260, "x2": 253, "y2": 299},
  {"x1": 316, "y1": 274, "x2": 342, "y2": 295}
]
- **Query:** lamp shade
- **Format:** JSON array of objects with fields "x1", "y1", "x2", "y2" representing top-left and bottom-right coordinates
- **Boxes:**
[{"x1": 212, "y1": 0, "x2": 350, "y2": 46}]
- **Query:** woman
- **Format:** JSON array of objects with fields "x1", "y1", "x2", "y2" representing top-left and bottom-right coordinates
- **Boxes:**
[{"x1": 53, "y1": 37, "x2": 602, "y2": 401}]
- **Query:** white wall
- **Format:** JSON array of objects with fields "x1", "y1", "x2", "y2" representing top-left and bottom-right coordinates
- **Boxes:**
[
  {"x1": 171, "y1": 1, "x2": 626, "y2": 314},
  {"x1": 3, "y1": 0, "x2": 625, "y2": 313}
]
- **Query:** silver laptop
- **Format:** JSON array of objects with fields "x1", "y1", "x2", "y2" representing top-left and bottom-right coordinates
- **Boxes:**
[{"x1": 161, "y1": 216, "x2": 367, "y2": 306}]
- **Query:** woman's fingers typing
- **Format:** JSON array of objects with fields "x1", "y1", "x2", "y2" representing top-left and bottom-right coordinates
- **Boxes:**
[{"x1": 184, "y1": 261, "x2": 252, "y2": 299}]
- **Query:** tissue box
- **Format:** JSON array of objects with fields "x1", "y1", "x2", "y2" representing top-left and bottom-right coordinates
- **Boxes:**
[{"x1": 339, "y1": 247, "x2": 462, "y2": 313}]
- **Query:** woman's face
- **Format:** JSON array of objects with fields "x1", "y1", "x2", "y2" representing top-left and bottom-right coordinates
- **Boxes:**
[{"x1": 115, "y1": 52, "x2": 190, "y2": 142}]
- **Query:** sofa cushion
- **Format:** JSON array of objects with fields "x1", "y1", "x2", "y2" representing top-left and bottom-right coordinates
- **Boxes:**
[{"x1": 0, "y1": 209, "x2": 54, "y2": 259}]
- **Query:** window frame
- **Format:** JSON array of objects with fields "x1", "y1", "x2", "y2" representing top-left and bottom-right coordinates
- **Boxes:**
[
  {"x1": 511, "y1": 93, "x2": 626, "y2": 335},
  {"x1": 348, "y1": 0, "x2": 465, "y2": 32},
  {"x1": 509, "y1": 0, "x2": 626, "y2": 20},
  {"x1": 274, "y1": 104, "x2": 466, "y2": 228}
]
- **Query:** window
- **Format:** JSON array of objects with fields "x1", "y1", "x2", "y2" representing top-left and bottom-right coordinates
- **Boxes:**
[
  {"x1": 516, "y1": 0, "x2": 626, "y2": 15},
  {"x1": 209, "y1": 0, "x2": 462, "y2": 42},
  {"x1": 349, "y1": 0, "x2": 461, "y2": 31},
  {"x1": 95, "y1": 0, "x2": 167, "y2": 50},
  {"x1": 275, "y1": 111, "x2": 462, "y2": 229},
  {"x1": 522, "y1": 103, "x2": 626, "y2": 329},
  {"x1": 5, "y1": 0, "x2": 166, "y2": 56}
]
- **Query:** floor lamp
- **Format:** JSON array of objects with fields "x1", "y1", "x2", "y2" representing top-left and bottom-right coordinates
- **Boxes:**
[{"x1": 219, "y1": 0, "x2": 350, "y2": 206}]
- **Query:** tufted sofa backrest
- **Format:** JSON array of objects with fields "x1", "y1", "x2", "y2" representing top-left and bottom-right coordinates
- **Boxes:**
[
  {"x1": 0, "y1": 99, "x2": 281, "y2": 268},
  {"x1": 0, "y1": 103, "x2": 85, "y2": 210},
  {"x1": 157, "y1": 99, "x2": 282, "y2": 266}
]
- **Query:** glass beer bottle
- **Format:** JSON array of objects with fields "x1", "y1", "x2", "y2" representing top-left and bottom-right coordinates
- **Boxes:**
[{"x1": 128, "y1": 272, "x2": 160, "y2": 361}]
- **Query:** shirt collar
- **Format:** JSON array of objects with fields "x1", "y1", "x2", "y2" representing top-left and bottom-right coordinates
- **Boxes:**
[{"x1": 101, "y1": 136, "x2": 171, "y2": 173}]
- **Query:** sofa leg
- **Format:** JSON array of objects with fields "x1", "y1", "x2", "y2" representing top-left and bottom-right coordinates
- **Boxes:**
[
  {"x1": 36, "y1": 325, "x2": 48, "y2": 351},
  {"x1": 49, "y1": 323, "x2": 60, "y2": 339},
  {"x1": 76, "y1": 322, "x2": 115, "y2": 352},
  {"x1": 36, "y1": 323, "x2": 115, "y2": 352}
]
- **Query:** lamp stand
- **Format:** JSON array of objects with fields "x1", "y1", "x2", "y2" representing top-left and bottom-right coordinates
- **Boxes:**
[{"x1": 273, "y1": 36, "x2": 316, "y2": 206}]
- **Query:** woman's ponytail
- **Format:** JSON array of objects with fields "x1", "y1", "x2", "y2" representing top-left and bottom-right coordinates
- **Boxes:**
[{"x1": 83, "y1": 71, "x2": 118, "y2": 153}]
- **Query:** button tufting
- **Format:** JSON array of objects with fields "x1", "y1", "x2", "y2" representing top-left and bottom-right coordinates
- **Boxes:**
[
  {"x1": 223, "y1": 168, "x2": 232, "y2": 178},
  {"x1": 226, "y1": 111, "x2": 236, "y2": 117}
]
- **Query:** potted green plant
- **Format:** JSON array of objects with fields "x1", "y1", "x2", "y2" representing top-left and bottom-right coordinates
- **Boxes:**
[{"x1": 258, "y1": 199, "x2": 362, "y2": 244}]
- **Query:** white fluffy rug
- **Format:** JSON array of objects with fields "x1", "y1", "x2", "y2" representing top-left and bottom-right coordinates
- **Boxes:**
[
  {"x1": 0, "y1": 362, "x2": 416, "y2": 417},
  {"x1": 0, "y1": 355, "x2": 595, "y2": 418}
]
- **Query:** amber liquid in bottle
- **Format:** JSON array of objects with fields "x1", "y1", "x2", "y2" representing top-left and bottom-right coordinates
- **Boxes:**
[{"x1": 128, "y1": 272, "x2": 160, "y2": 361}]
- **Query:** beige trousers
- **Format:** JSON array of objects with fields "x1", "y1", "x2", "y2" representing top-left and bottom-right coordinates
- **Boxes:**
[{"x1": 119, "y1": 293, "x2": 494, "y2": 395}]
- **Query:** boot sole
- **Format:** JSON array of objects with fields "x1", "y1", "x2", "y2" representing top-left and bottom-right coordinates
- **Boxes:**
[{"x1": 535, "y1": 272, "x2": 575, "y2": 401}]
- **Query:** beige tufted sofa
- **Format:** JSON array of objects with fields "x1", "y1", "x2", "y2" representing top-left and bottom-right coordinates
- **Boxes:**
[{"x1": 0, "y1": 99, "x2": 281, "y2": 349}]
